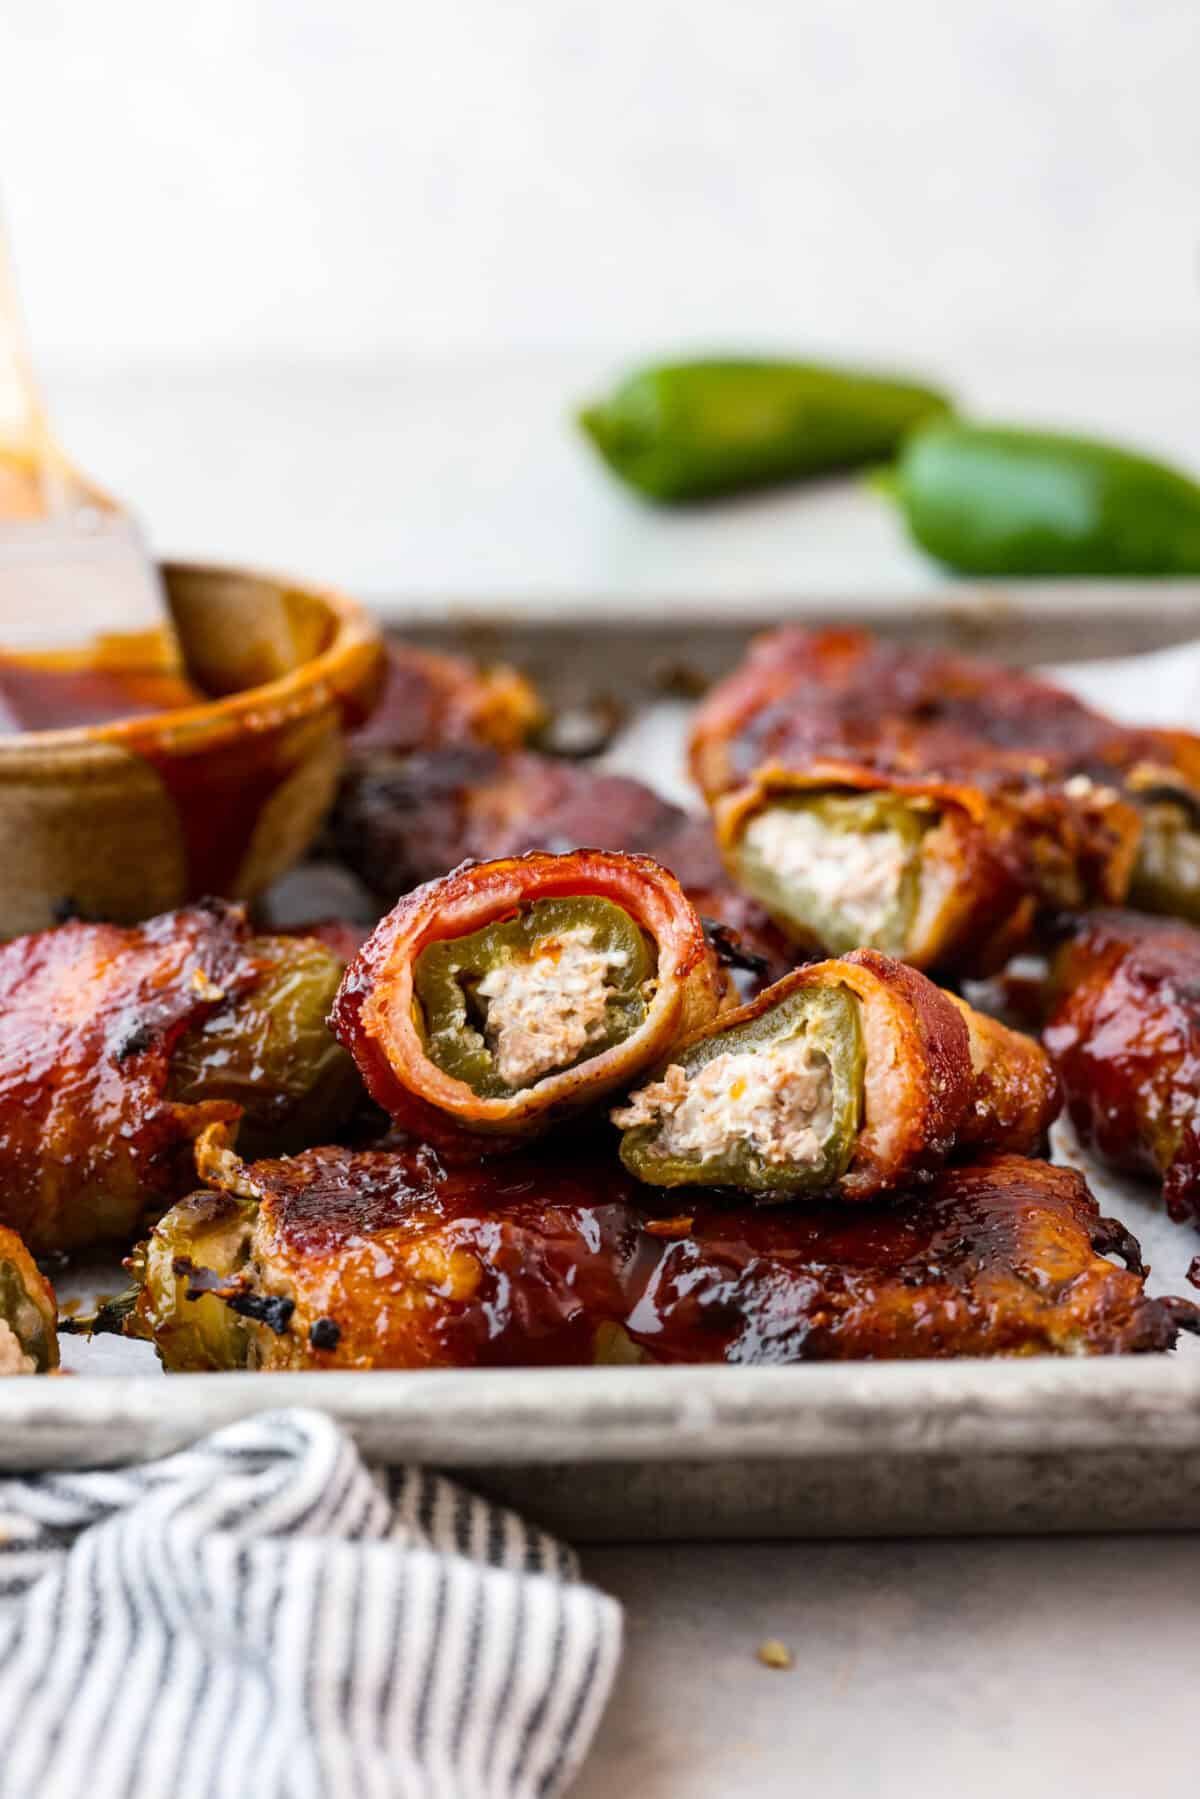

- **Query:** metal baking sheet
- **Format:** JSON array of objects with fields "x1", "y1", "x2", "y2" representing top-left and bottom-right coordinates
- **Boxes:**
[{"x1": 7, "y1": 597, "x2": 1200, "y2": 1540}]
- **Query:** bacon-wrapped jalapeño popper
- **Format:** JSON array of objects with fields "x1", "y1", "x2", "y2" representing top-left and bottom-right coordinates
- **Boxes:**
[
  {"x1": 128, "y1": 1137, "x2": 654, "y2": 1372},
  {"x1": 689, "y1": 626, "x2": 1200, "y2": 968},
  {"x1": 127, "y1": 1142, "x2": 1194, "y2": 1370},
  {"x1": 0, "y1": 901, "x2": 357, "y2": 1254},
  {"x1": 614, "y1": 949, "x2": 1059, "y2": 1199},
  {"x1": 1044, "y1": 909, "x2": 1200, "y2": 1223},
  {"x1": 0, "y1": 1226, "x2": 58, "y2": 1373},
  {"x1": 710, "y1": 761, "x2": 1134, "y2": 973},
  {"x1": 331, "y1": 851, "x2": 733, "y2": 1152}
]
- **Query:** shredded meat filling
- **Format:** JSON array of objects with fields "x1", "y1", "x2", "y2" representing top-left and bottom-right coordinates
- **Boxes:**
[
  {"x1": 476, "y1": 927, "x2": 629, "y2": 1088},
  {"x1": 614, "y1": 1039, "x2": 835, "y2": 1168}
]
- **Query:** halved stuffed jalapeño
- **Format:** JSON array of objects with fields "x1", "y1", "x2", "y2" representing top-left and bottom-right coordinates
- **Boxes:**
[
  {"x1": 615, "y1": 950, "x2": 1060, "y2": 1201},
  {"x1": 331, "y1": 850, "x2": 732, "y2": 1151}
]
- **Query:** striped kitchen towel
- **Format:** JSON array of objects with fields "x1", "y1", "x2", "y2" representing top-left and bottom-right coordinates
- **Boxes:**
[{"x1": 0, "y1": 1408, "x2": 621, "y2": 1799}]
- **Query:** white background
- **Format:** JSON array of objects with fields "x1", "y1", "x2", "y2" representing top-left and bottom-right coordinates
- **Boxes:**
[
  {"x1": 4, "y1": 0, "x2": 1200, "y2": 359},
  {"x1": 2, "y1": 0, "x2": 1199, "y2": 600}
]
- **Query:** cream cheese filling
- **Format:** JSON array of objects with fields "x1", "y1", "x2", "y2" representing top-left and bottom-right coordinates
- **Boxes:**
[
  {"x1": 743, "y1": 806, "x2": 911, "y2": 947},
  {"x1": 614, "y1": 1036, "x2": 834, "y2": 1168},
  {"x1": 476, "y1": 926, "x2": 630, "y2": 1088}
]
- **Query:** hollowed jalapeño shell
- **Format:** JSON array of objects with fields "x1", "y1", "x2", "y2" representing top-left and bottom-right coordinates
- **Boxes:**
[
  {"x1": 413, "y1": 897, "x2": 657, "y2": 1098},
  {"x1": 0, "y1": 1254, "x2": 56, "y2": 1372},
  {"x1": 734, "y1": 791, "x2": 930, "y2": 957},
  {"x1": 618, "y1": 982, "x2": 863, "y2": 1194}
]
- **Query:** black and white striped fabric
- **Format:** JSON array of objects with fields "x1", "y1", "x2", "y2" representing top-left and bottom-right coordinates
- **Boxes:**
[{"x1": 0, "y1": 1408, "x2": 621, "y2": 1799}]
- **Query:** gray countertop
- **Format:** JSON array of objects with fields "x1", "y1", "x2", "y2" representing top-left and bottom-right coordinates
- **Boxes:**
[{"x1": 578, "y1": 1535, "x2": 1196, "y2": 1797}]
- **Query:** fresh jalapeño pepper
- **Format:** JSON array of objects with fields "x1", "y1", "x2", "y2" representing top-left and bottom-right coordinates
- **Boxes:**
[
  {"x1": 733, "y1": 791, "x2": 931, "y2": 958},
  {"x1": 169, "y1": 935, "x2": 358, "y2": 1158},
  {"x1": 616, "y1": 982, "x2": 863, "y2": 1195},
  {"x1": 578, "y1": 358, "x2": 951, "y2": 503},
  {"x1": 413, "y1": 897, "x2": 657, "y2": 1098},
  {"x1": 894, "y1": 421, "x2": 1200, "y2": 575}
]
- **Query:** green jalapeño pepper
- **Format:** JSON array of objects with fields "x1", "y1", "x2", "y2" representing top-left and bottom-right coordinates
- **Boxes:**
[
  {"x1": 413, "y1": 897, "x2": 657, "y2": 1098},
  {"x1": 0, "y1": 1250, "x2": 56, "y2": 1372},
  {"x1": 734, "y1": 791, "x2": 931, "y2": 957},
  {"x1": 615, "y1": 982, "x2": 862, "y2": 1195},
  {"x1": 578, "y1": 358, "x2": 951, "y2": 503},
  {"x1": 1129, "y1": 795, "x2": 1200, "y2": 923},
  {"x1": 893, "y1": 421, "x2": 1200, "y2": 575},
  {"x1": 169, "y1": 935, "x2": 358, "y2": 1158},
  {"x1": 128, "y1": 1189, "x2": 256, "y2": 1373}
]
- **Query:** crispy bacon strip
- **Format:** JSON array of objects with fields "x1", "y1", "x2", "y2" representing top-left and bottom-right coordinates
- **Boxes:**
[
  {"x1": 331, "y1": 851, "x2": 732, "y2": 1152},
  {"x1": 1045, "y1": 909, "x2": 1200, "y2": 1222},
  {"x1": 131, "y1": 1145, "x2": 1194, "y2": 1370}
]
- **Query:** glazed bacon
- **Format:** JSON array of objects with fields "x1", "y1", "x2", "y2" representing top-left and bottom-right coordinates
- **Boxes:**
[
  {"x1": 331, "y1": 851, "x2": 732, "y2": 1152},
  {"x1": 689, "y1": 626, "x2": 1198, "y2": 970},
  {"x1": 331, "y1": 743, "x2": 791, "y2": 979},
  {"x1": 689, "y1": 625, "x2": 1192, "y2": 803},
  {"x1": 1045, "y1": 910, "x2": 1200, "y2": 1222},
  {"x1": 0, "y1": 901, "x2": 265, "y2": 1253},
  {"x1": 132, "y1": 1144, "x2": 1196, "y2": 1370},
  {"x1": 349, "y1": 643, "x2": 543, "y2": 758},
  {"x1": 627, "y1": 1156, "x2": 1195, "y2": 1362}
]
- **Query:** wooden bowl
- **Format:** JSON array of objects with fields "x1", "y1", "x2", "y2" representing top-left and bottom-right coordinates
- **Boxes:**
[{"x1": 0, "y1": 560, "x2": 383, "y2": 936}]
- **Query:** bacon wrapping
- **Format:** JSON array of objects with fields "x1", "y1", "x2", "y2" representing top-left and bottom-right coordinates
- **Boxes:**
[
  {"x1": 129, "y1": 1144, "x2": 1195, "y2": 1370},
  {"x1": 330, "y1": 743, "x2": 792, "y2": 982},
  {"x1": 0, "y1": 1226, "x2": 58, "y2": 1373},
  {"x1": 689, "y1": 626, "x2": 1200, "y2": 970},
  {"x1": 349, "y1": 643, "x2": 543, "y2": 758},
  {"x1": 1045, "y1": 909, "x2": 1200, "y2": 1223},
  {"x1": 0, "y1": 902, "x2": 357, "y2": 1253},
  {"x1": 614, "y1": 948, "x2": 1059, "y2": 1199},
  {"x1": 331, "y1": 851, "x2": 733, "y2": 1151}
]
